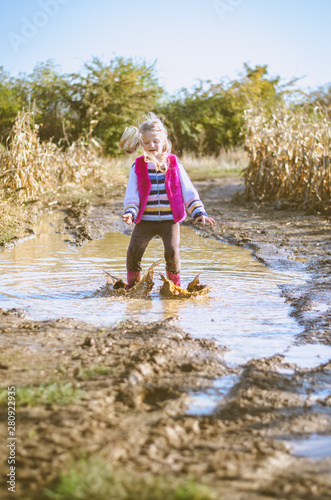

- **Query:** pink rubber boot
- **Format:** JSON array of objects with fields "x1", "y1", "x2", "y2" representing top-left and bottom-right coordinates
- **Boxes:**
[
  {"x1": 166, "y1": 271, "x2": 181, "y2": 287},
  {"x1": 126, "y1": 271, "x2": 141, "y2": 290}
]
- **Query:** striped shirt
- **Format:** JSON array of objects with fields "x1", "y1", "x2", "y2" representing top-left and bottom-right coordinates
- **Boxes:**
[
  {"x1": 141, "y1": 164, "x2": 172, "y2": 221},
  {"x1": 124, "y1": 161, "x2": 207, "y2": 222}
]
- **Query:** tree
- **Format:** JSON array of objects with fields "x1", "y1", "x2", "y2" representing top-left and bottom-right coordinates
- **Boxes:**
[
  {"x1": 160, "y1": 64, "x2": 294, "y2": 156},
  {"x1": 25, "y1": 60, "x2": 72, "y2": 144},
  {"x1": 0, "y1": 67, "x2": 25, "y2": 142},
  {"x1": 0, "y1": 60, "x2": 300, "y2": 156},
  {"x1": 66, "y1": 56, "x2": 165, "y2": 154}
]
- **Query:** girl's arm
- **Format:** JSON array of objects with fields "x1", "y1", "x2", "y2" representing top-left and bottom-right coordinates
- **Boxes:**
[{"x1": 123, "y1": 164, "x2": 140, "y2": 222}]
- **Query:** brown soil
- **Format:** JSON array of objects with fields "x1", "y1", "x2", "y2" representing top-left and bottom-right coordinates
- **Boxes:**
[{"x1": 0, "y1": 178, "x2": 330, "y2": 500}]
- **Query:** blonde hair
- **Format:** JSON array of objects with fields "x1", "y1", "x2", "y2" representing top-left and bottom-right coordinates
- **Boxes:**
[{"x1": 119, "y1": 112, "x2": 172, "y2": 172}]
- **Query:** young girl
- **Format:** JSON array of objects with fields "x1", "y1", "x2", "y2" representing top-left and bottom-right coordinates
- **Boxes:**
[{"x1": 120, "y1": 113, "x2": 215, "y2": 289}]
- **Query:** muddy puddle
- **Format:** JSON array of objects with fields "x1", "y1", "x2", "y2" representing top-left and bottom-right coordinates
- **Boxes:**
[
  {"x1": 1, "y1": 211, "x2": 329, "y2": 372},
  {"x1": 1, "y1": 210, "x2": 331, "y2": 499},
  {"x1": 289, "y1": 434, "x2": 331, "y2": 459}
]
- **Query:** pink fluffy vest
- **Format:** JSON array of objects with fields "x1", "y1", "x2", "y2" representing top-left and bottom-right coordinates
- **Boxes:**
[{"x1": 134, "y1": 154, "x2": 186, "y2": 223}]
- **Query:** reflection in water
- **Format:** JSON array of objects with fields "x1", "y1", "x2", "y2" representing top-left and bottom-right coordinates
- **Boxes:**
[
  {"x1": 0, "y1": 212, "x2": 317, "y2": 366},
  {"x1": 289, "y1": 434, "x2": 331, "y2": 459},
  {"x1": 186, "y1": 374, "x2": 240, "y2": 416}
]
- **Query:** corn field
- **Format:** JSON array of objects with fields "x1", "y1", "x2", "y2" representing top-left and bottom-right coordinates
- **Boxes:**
[
  {"x1": 243, "y1": 106, "x2": 331, "y2": 207},
  {"x1": 0, "y1": 112, "x2": 105, "y2": 202}
]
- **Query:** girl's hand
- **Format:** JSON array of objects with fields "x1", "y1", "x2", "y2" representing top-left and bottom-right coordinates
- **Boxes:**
[
  {"x1": 122, "y1": 213, "x2": 133, "y2": 225},
  {"x1": 193, "y1": 215, "x2": 215, "y2": 226}
]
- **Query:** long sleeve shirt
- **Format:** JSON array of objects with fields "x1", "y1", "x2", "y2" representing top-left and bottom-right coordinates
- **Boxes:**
[{"x1": 124, "y1": 161, "x2": 207, "y2": 222}]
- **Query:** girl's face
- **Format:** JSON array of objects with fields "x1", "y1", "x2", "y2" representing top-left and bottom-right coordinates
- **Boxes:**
[{"x1": 141, "y1": 131, "x2": 165, "y2": 159}]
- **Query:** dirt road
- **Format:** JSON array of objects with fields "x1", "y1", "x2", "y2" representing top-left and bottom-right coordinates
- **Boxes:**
[{"x1": 0, "y1": 178, "x2": 330, "y2": 500}]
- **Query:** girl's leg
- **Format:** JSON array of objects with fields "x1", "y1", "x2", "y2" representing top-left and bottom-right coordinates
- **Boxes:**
[
  {"x1": 126, "y1": 222, "x2": 155, "y2": 288},
  {"x1": 160, "y1": 222, "x2": 181, "y2": 285}
]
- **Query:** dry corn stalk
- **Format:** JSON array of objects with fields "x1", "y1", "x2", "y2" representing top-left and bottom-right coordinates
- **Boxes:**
[
  {"x1": 243, "y1": 105, "x2": 331, "y2": 208},
  {"x1": 0, "y1": 111, "x2": 104, "y2": 201},
  {"x1": 0, "y1": 199, "x2": 31, "y2": 241}
]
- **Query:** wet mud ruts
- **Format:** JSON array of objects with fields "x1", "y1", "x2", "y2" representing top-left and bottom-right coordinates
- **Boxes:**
[
  {"x1": 192, "y1": 179, "x2": 331, "y2": 351},
  {"x1": 1, "y1": 177, "x2": 331, "y2": 499},
  {"x1": 1, "y1": 310, "x2": 331, "y2": 499}
]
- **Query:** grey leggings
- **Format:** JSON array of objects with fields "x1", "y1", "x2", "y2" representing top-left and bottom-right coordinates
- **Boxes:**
[{"x1": 126, "y1": 220, "x2": 180, "y2": 274}]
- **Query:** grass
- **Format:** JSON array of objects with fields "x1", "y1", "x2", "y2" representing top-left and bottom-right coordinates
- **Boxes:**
[
  {"x1": 44, "y1": 458, "x2": 217, "y2": 500},
  {"x1": 116, "y1": 148, "x2": 248, "y2": 183},
  {"x1": 78, "y1": 366, "x2": 114, "y2": 380},
  {"x1": 180, "y1": 149, "x2": 248, "y2": 181},
  {"x1": 0, "y1": 382, "x2": 83, "y2": 407},
  {"x1": 42, "y1": 156, "x2": 128, "y2": 206}
]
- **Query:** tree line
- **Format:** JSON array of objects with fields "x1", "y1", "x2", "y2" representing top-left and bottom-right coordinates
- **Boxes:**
[{"x1": 0, "y1": 57, "x2": 329, "y2": 157}]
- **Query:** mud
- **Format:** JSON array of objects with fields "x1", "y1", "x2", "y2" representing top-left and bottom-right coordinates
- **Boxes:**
[
  {"x1": 0, "y1": 177, "x2": 331, "y2": 499},
  {"x1": 62, "y1": 177, "x2": 331, "y2": 346},
  {"x1": 62, "y1": 196, "x2": 124, "y2": 246},
  {"x1": 0, "y1": 310, "x2": 330, "y2": 499},
  {"x1": 99, "y1": 259, "x2": 211, "y2": 299},
  {"x1": 192, "y1": 179, "x2": 331, "y2": 349}
]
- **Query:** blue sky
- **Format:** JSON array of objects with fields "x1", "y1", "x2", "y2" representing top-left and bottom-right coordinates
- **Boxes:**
[{"x1": 1, "y1": 0, "x2": 330, "y2": 95}]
